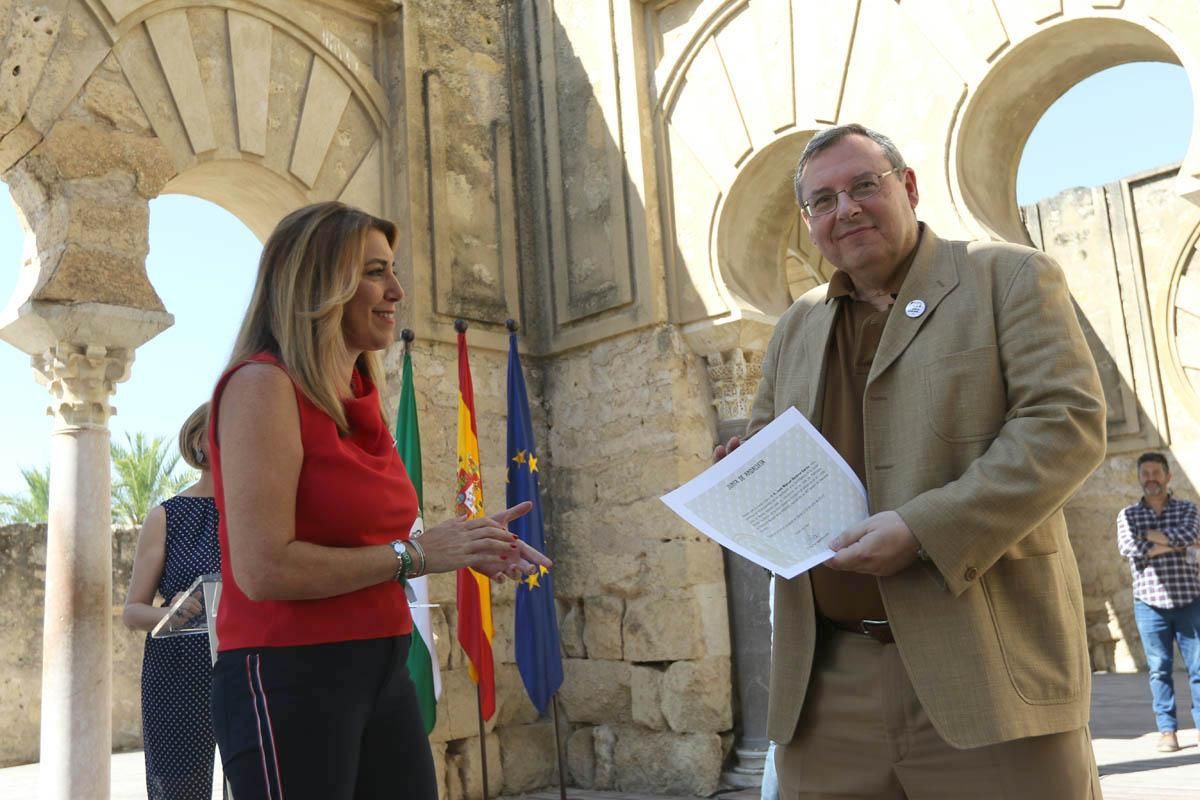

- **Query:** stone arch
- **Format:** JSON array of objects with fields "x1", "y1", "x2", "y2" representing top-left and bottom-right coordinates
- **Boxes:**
[
  {"x1": 163, "y1": 159, "x2": 306, "y2": 242},
  {"x1": 1161, "y1": 217, "x2": 1200, "y2": 420},
  {"x1": 952, "y1": 15, "x2": 1198, "y2": 244},
  {"x1": 713, "y1": 130, "x2": 832, "y2": 319},
  {"x1": 655, "y1": 1, "x2": 1200, "y2": 336},
  {"x1": 0, "y1": 0, "x2": 394, "y2": 318},
  {"x1": 656, "y1": 0, "x2": 862, "y2": 331},
  {"x1": 107, "y1": 1, "x2": 390, "y2": 227}
]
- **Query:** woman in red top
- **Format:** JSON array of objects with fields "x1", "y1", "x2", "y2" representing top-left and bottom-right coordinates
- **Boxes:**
[{"x1": 208, "y1": 201, "x2": 549, "y2": 800}]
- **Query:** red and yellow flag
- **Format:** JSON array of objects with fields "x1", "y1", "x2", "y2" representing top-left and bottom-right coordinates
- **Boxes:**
[{"x1": 455, "y1": 328, "x2": 495, "y2": 720}]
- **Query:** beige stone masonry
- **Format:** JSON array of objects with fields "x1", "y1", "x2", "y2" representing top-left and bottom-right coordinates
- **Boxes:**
[
  {"x1": 0, "y1": 524, "x2": 144, "y2": 769},
  {"x1": 660, "y1": 657, "x2": 732, "y2": 734},
  {"x1": 558, "y1": 599, "x2": 585, "y2": 658},
  {"x1": 622, "y1": 584, "x2": 730, "y2": 662},
  {"x1": 581, "y1": 595, "x2": 624, "y2": 660},
  {"x1": 566, "y1": 725, "x2": 596, "y2": 787},
  {"x1": 568, "y1": 723, "x2": 724, "y2": 796},
  {"x1": 227, "y1": 10, "x2": 272, "y2": 157},
  {"x1": 629, "y1": 665, "x2": 667, "y2": 730},
  {"x1": 291, "y1": 57, "x2": 352, "y2": 187},
  {"x1": 498, "y1": 720, "x2": 558, "y2": 795},
  {"x1": 145, "y1": 10, "x2": 217, "y2": 155},
  {"x1": 0, "y1": 3, "x2": 65, "y2": 135},
  {"x1": 558, "y1": 659, "x2": 632, "y2": 724},
  {"x1": 447, "y1": 731, "x2": 502, "y2": 800}
]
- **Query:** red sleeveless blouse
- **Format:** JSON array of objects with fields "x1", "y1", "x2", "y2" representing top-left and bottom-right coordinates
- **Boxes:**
[{"x1": 208, "y1": 353, "x2": 415, "y2": 650}]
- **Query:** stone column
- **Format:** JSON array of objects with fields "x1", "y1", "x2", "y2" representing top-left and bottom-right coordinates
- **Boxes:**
[
  {"x1": 0, "y1": 110, "x2": 174, "y2": 796},
  {"x1": 705, "y1": 347, "x2": 772, "y2": 788},
  {"x1": 32, "y1": 342, "x2": 131, "y2": 798},
  {"x1": 2, "y1": 306, "x2": 170, "y2": 800}
]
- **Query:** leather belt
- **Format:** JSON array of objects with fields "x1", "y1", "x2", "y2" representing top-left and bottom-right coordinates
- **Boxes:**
[{"x1": 822, "y1": 616, "x2": 895, "y2": 644}]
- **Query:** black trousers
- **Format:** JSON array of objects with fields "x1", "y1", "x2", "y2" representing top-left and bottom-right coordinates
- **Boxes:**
[{"x1": 211, "y1": 635, "x2": 437, "y2": 800}]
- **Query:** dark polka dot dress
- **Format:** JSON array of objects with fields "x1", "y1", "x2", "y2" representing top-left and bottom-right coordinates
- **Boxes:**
[{"x1": 141, "y1": 495, "x2": 222, "y2": 800}]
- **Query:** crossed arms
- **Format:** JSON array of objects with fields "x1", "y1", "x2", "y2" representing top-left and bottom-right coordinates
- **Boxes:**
[{"x1": 1117, "y1": 504, "x2": 1199, "y2": 565}]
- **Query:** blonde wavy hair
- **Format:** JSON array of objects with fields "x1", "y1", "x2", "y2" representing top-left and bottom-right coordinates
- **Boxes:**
[{"x1": 227, "y1": 201, "x2": 399, "y2": 435}]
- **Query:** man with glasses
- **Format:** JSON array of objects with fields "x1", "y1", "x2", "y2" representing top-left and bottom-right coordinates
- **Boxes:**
[{"x1": 720, "y1": 124, "x2": 1107, "y2": 797}]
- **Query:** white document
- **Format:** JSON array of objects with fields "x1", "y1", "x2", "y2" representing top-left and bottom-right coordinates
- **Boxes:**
[{"x1": 661, "y1": 408, "x2": 868, "y2": 578}]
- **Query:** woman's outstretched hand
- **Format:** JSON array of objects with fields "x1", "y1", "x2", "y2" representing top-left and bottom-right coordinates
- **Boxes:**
[{"x1": 420, "y1": 501, "x2": 551, "y2": 580}]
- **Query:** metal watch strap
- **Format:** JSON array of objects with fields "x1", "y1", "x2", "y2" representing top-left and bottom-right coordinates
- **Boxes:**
[{"x1": 391, "y1": 539, "x2": 412, "y2": 583}]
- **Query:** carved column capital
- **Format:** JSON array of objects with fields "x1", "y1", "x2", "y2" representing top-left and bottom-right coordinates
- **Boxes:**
[
  {"x1": 33, "y1": 342, "x2": 133, "y2": 430},
  {"x1": 705, "y1": 347, "x2": 764, "y2": 424}
]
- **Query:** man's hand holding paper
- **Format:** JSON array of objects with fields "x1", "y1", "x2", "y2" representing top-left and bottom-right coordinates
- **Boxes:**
[
  {"x1": 827, "y1": 510, "x2": 919, "y2": 576},
  {"x1": 662, "y1": 407, "x2": 869, "y2": 578}
]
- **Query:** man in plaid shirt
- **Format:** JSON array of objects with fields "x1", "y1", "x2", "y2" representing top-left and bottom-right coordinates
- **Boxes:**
[{"x1": 1117, "y1": 451, "x2": 1200, "y2": 753}]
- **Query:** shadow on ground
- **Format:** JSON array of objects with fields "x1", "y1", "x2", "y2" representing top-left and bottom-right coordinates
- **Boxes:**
[
  {"x1": 1099, "y1": 748, "x2": 1200, "y2": 776},
  {"x1": 1090, "y1": 671, "x2": 1196, "y2": 739}
]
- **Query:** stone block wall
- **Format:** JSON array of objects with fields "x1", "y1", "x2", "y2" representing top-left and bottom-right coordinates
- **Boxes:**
[
  {"x1": 0, "y1": 523, "x2": 145, "y2": 767},
  {"x1": 541, "y1": 326, "x2": 733, "y2": 796},
  {"x1": 1025, "y1": 169, "x2": 1200, "y2": 673},
  {"x1": 379, "y1": 326, "x2": 736, "y2": 797}
]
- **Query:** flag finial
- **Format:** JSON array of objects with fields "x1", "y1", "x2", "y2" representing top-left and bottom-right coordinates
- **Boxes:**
[
  {"x1": 454, "y1": 319, "x2": 468, "y2": 333},
  {"x1": 505, "y1": 319, "x2": 519, "y2": 333}
]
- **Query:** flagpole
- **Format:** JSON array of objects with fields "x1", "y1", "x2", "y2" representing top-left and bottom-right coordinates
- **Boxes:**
[
  {"x1": 457, "y1": 318, "x2": 491, "y2": 800},
  {"x1": 551, "y1": 693, "x2": 568, "y2": 800},
  {"x1": 477, "y1": 684, "x2": 490, "y2": 800}
]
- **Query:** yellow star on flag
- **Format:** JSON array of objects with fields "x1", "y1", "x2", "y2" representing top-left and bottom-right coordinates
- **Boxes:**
[
  {"x1": 528, "y1": 454, "x2": 539, "y2": 473},
  {"x1": 512, "y1": 450, "x2": 527, "y2": 465},
  {"x1": 524, "y1": 564, "x2": 549, "y2": 589}
]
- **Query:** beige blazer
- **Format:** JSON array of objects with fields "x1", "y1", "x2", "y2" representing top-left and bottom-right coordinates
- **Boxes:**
[{"x1": 749, "y1": 226, "x2": 1106, "y2": 749}]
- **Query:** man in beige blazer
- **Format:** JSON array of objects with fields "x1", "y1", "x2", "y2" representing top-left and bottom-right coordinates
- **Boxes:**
[{"x1": 719, "y1": 125, "x2": 1107, "y2": 798}]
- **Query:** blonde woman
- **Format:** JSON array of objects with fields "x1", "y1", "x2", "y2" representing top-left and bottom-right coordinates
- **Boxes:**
[
  {"x1": 123, "y1": 403, "x2": 220, "y2": 800},
  {"x1": 208, "y1": 201, "x2": 548, "y2": 800}
]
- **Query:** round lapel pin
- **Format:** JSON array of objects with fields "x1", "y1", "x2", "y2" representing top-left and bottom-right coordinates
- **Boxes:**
[{"x1": 905, "y1": 299, "x2": 926, "y2": 318}]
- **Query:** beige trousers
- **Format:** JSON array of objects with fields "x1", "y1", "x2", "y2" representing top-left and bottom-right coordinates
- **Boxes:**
[{"x1": 776, "y1": 629, "x2": 1102, "y2": 799}]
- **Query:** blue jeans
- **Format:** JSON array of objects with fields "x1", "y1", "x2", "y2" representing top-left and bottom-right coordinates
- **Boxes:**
[{"x1": 1134, "y1": 597, "x2": 1200, "y2": 733}]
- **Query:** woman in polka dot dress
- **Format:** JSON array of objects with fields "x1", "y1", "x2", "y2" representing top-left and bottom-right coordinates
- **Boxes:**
[{"x1": 123, "y1": 403, "x2": 222, "y2": 800}]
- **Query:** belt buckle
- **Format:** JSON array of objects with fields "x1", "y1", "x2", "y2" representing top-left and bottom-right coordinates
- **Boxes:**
[{"x1": 859, "y1": 619, "x2": 890, "y2": 643}]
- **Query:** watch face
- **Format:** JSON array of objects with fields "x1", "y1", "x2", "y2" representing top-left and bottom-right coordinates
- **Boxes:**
[{"x1": 391, "y1": 540, "x2": 406, "y2": 557}]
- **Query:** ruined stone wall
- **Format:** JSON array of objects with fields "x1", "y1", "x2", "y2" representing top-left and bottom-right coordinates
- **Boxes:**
[
  {"x1": 0, "y1": 524, "x2": 144, "y2": 767},
  {"x1": 373, "y1": 325, "x2": 735, "y2": 797},
  {"x1": 543, "y1": 326, "x2": 731, "y2": 796},
  {"x1": 1024, "y1": 166, "x2": 1200, "y2": 672}
]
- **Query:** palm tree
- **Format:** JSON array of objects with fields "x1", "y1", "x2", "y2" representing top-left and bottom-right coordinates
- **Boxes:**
[
  {"x1": 111, "y1": 433, "x2": 197, "y2": 528},
  {"x1": 0, "y1": 466, "x2": 51, "y2": 524}
]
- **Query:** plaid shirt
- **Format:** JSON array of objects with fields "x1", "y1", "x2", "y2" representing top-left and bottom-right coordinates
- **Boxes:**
[{"x1": 1117, "y1": 495, "x2": 1200, "y2": 609}]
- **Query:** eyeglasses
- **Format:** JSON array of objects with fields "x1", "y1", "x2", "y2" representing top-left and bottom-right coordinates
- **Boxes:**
[{"x1": 801, "y1": 168, "x2": 901, "y2": 217}]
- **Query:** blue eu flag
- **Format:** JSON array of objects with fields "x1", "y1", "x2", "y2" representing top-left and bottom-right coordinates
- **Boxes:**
[{"x1": 507, "y1": 330, "x2": 563, "y2": 716}]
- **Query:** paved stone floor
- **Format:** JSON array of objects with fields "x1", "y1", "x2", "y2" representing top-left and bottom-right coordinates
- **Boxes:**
[{"x1": 0, "y1": 672, "x2": 1194, "y2": 799}]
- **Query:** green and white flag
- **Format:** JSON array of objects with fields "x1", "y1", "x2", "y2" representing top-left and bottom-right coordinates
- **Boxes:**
[{"x1": 396, "y1": 343, "x2": 441, "y2": 734}]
